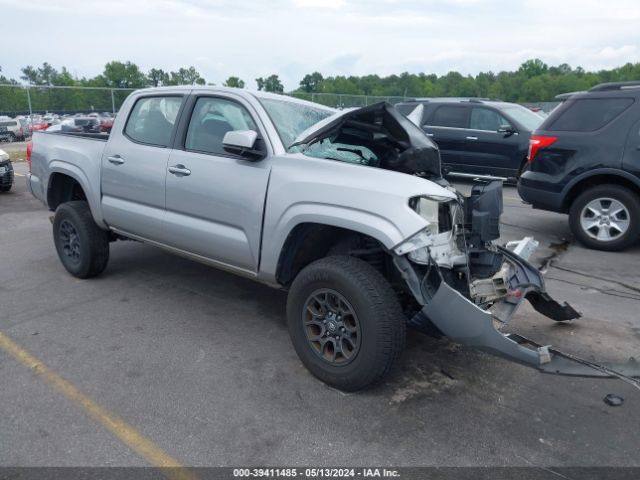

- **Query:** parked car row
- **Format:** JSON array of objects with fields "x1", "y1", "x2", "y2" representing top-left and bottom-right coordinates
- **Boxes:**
[
  {"x1": 396, "y1": 98, "x2": 546, "y2": 181},
  {"x1": 397, "y1": 81, "x2": 640, "y2": 251},
  {"x1": 0, "y1": 148, "x2": 14, "y2": 192},
  {"x1": 0, "y1": 112, "x2": 116, "y2": 140},
  {"x1": 0, "y1": 116, "x2": 31, "y2": 142}
]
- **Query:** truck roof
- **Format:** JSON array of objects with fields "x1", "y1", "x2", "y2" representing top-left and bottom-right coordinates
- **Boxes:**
[{"x1": 129, "y1": 86, "x2": 335, "y2": 112}]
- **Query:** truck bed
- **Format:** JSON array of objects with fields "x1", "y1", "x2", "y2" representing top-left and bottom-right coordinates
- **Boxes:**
[{"x1": 46, "y1": 131, "x2": 110, "y2": 141}]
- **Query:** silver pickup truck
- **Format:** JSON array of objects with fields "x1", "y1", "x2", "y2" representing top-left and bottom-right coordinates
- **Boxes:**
[{"x1": 28, "y1": 86, "x2": 587, "y2": 391}]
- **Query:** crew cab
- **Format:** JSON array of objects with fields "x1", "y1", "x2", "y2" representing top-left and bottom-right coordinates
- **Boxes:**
[{"x1": 28, "y1": 86, "x2": 588, "y2": 391}]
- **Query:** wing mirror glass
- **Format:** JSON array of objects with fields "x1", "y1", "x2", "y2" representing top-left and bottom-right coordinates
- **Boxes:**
[{"x1": 222, "y1": 130, "x2": 265, "y2": 160}]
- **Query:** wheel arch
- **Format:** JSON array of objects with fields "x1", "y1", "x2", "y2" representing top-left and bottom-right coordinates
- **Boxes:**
[
  {"x1": 46, "y1": 162, "x2": 105, "y2": 227},
  {"x1": 562, "y1": 169, "x2": 640, "y2": 212},
  {"x1": 275, "y1": 222, "x2": 392, "y2": 287}
]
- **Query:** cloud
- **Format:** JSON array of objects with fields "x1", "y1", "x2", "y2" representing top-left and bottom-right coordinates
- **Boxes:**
[
  {"x1": 0, "y1": 0, "x2": 638, "y2": 90},
  {"x1": 292, "y1": 0, "x2": 346, "y2": 8}
]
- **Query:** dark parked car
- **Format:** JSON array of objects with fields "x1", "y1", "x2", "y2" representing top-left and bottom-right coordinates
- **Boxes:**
[
  {"x1": 0, "y1": 148, "x2": 14, "y2": 192},
  {"x1": 396, "y1": 98, "x2": 544, "y2": 180},
  {"x1": 518, "y1": 81, "x2": 640, "y2": 251}
]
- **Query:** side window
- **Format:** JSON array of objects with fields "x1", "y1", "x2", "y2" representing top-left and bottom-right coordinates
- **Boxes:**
[
  {"x1": 185, "y1": 97, "x2": 258, "y2": 156},
  {"x1": 470, "y1": 108, "x2": 510, "y2": 131},
  {"x1": 548, "y1": 98, "x2": 634, "y2": 132},
  {"x1": 427, "y1": 106, "x2": 469, "y2": 128},
  {"x1": 124, "y1": 96, "x2": 183, "y2": 147}
]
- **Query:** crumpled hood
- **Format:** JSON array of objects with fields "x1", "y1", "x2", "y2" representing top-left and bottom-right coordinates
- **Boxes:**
[{"x1": 290, "y1": 102, "x2": 443, "y2": 179}]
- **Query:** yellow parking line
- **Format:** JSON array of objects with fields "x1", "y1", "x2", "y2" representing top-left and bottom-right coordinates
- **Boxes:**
[
  {"x1": 0, "y1": 331, "x2": 197, "y2": 480},
  {"x1": 14, "y1": 173, "x2": 25, "y2": 177}
]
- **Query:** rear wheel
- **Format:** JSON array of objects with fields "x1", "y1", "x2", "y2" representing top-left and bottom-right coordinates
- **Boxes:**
[
  {"x1": 569, "y1": 185, "x2": 640, "y2": 251},
  {"x1": 53, "y1": 201, "x2": 110, "y2": 278},
  {"x1": 287, "y1": 255, "x2": 406, "y2": 391}
]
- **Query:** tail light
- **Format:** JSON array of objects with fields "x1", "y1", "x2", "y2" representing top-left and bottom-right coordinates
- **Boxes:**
[
  {"x1": 528, "y1": 135, "x2": 557, "y2": 163},
  {"x1": 26, "y1": 141, "x2": 33, "y2": 173}
]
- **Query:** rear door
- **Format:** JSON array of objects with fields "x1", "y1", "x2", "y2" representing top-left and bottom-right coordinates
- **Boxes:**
[
  {"x1": 101, "y1": 94, "x2": 185, "y2": 239},
  {"x1": 423, "y1": 105, "x2": 470, "y2": 169},
  {"x1": 464, "y1": 107, "x2": 521, "y2": 177},
  {"x1": 622, "y1": 118, "x2": 640, "y2": 179},
  {"x1": 162, "y1": 94, "x2": 272, "y2": 274}
]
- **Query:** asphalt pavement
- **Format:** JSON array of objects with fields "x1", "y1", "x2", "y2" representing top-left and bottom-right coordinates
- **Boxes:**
[{"x1": 1, "y1": 161, "x2": 639, "y2": 469}]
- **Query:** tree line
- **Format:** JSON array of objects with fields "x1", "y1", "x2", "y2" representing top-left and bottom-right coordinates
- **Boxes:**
[{"x1": 1, "y1": 59, "x2": 639, "y2": 114}]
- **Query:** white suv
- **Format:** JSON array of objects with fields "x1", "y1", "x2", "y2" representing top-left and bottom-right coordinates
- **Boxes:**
[{"x1": 0, "y1": 118, "x2": 29, "y2": 142}]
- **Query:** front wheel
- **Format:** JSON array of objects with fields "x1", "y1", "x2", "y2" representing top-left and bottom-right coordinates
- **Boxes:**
[
  {"x1": 569, "y1": 185, "x2": 640, "y2": 251},
  {"x1": 287, "y1": 256, "x2": 406, "y2": 392},
  {"x1": 53, "y1": 201, "x2": 110, "y2": 278}
]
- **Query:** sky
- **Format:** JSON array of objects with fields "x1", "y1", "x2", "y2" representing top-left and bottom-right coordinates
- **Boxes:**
[{"x1": 1, "y1": 0, "x2": 639, "y2": 90}]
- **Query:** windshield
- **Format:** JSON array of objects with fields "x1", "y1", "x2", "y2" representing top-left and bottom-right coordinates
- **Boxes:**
[
  {"x1": 259, "y1": 97, "x2": 334, "y2": 148},
  {"x1": 501, "y1": 105, "x2": 544, "y2": 131}
]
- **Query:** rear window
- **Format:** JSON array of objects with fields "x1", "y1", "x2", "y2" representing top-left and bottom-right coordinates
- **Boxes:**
[
  {"x1": 547, "y1": 98, "x2": 634, "y2": 132},
  {"x1": 0, "y1": 121, "x2": 17, "y2": 127},
  {"x1": 427, "y1": 105, "x2": 468, "y2": 128},
  {"x1": 124, "y1": 96, "x2": 183, "y2": 147}
]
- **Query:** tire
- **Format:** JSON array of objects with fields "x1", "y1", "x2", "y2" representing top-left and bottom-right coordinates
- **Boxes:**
[
  {"x1": 0, "y1": 185, "x2": 11, "y2": 193},
  {"x1": 8, "y1": 133, "x2": 16, "y2": 142},
  {"x1": 287, "y1": 255, "x2": 406, "y2": 391},
  {"x1": 569, "y1": 184, "x2": 640, "y2": 251},
  {"x1": 53, "y1": 201, "x2": 110, "y2": 278}
]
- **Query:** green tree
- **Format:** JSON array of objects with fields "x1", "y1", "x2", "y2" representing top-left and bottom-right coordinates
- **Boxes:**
[
  {"x1": 223, "y1": 76, "x2": 245, "y2": 88},
  {"x1": 99, "y1": 61, "x2": 147, "y2": 88},
  {"x1": 299, "y1": 72, "x2": 324, "y2": 93},
  {"x1": 519, "y1": 58, "x2": 549, "y2": 78},
  {"x1": 168, "y1": 66, "x2": 206, "y2": 86},
  {"x1": 256, "y1": 74, "x2": 283, "y2": 93},
  {"x1": 148, "y1": 68, "x2": 170, "y2": 87}
]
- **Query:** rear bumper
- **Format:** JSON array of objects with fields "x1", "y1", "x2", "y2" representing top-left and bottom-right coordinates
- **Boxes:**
[{"x1": 517, "y1": 175, "x2": 566, "y2": 212}]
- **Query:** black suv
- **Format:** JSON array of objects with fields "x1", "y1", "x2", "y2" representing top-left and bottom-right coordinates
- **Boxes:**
[
  {"x1": 518, "y1": 81, "x2": 640, "y2": 251},
  {"x1": 396, "y1": 98, "x2": 545, "y2": 180},
  {"x1": 0, "y1": 150, "x2": 14, "y2": 193}
]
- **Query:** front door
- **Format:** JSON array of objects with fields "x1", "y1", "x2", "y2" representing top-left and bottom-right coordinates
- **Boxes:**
[
  {"x1": 462, "y1": 107, "x2": 521, "y2": 177},
  {"x1": 101, "y1": 95, "x2": 184, "y2": 239},
  {"x1": 163, "y1": 95, "x2": 271, "y2": 274}
]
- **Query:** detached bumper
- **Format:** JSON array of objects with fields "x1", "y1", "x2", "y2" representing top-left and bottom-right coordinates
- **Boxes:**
[
  {"x1": 405, "y1": 239, "x2": 640, "y2": 380},
  {"x1": 420, "y1": 281, "x2": 546, "y2": 366}
]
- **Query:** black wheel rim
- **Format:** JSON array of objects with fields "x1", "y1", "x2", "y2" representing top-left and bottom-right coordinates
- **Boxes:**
[
  {"x1": 302, "y1": 288, "x2": 361, "y2": 366},
  {"x1": 59, "y1": 219, "x2": 81, "y2": 264}
]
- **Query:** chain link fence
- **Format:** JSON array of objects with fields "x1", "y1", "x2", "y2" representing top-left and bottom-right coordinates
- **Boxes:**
[
  {"x1": 288, "y1": 92, "x2": 409, "y2": 108},
  {"x1": 0, "y1": 84, "x2": 135, "y2": 117},
  {"x1": 0, "y1": 84, "x2": 556, "y2": 142}
]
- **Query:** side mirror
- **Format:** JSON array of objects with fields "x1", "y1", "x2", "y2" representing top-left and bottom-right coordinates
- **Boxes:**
[
  {"x1": 222, "y1": 130, "x2": 265, "y2": 160},
  {"x1": 498, "y1": 124, "x2": 516, "y2": 135}
]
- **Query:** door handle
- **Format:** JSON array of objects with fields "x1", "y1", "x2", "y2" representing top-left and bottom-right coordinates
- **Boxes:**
[
  {"x1": 466, "y1": 136, "x2": 478, "y2": 141},
  {"x1": 168, "y1": 165, "x2": 191, "y2": 176},
  {"x1": 425, "y1": 132, "x2": 434, "y2": 137},
  {"x1": 107, "y1": 155, "x2": 125, "y2": 165}
]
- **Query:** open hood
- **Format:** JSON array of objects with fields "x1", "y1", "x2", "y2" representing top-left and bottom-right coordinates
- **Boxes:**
[{"x1": 290, "y1": 102, "x2": 443, "y2": 179}]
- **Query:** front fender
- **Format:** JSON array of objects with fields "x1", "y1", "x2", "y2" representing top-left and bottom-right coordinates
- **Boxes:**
[{"x1": 259, "y1": 202, "x2": 413, "y2": 284}]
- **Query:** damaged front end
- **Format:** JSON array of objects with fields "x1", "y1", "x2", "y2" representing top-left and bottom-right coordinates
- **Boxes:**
[
  {"x1": 289, "y1": 101, "x2": 638, "y2": 382},
  {"x1": 393, "y1": 180, "x2": 638, "y2": 381}
]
